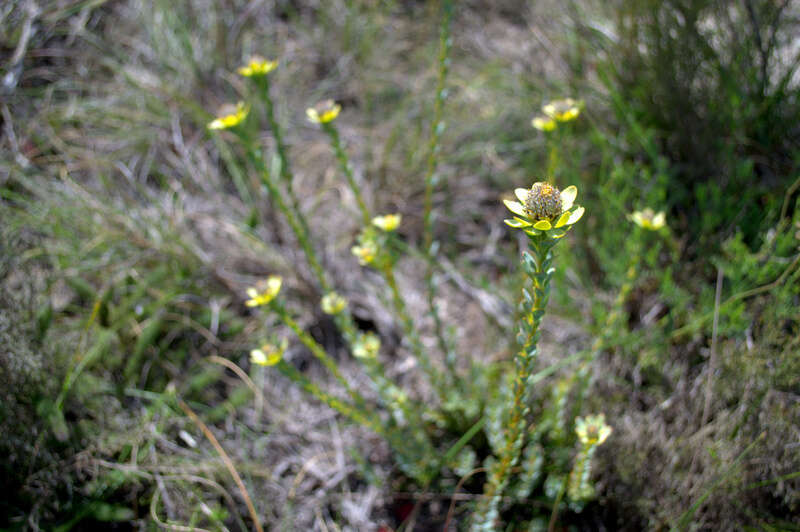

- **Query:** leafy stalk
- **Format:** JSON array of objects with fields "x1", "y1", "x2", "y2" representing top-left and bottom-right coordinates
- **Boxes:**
[
  {"x1": 274, "y1": 360, "x2": 385, "y2": 436},
  {"x1": 322, "y1": 122, "x2": 371, "y2": 226},
  {"x1": 382, "y1": 260, "x2": 447, "y2": 402},
  {"x1": 270, "y1": 300, "x2": 372, "y2": 415},
  {"x1": 472, "y1": 236, "x2": 557, "y2": 530},
  {"x1": 422, "y1": 0, "x2": 456, "y2": 374},
  {"x1": 245, "y1": 142, "x2": 331, "y2": 292},
  {"x1": 257, "y1": 76, "x2": 313, "y2": 237}
]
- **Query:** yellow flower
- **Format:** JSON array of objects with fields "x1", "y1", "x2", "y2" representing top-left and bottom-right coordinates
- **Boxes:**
[
  {"x1": 575, "y1": 414, "x2": 612, "y2": 446},
  {"x1": 245, "y1": 275, "x2": 282, "y2": 307},
  {"x1": 351, "y1": 235, "x2": 379, "y2": 266},
  {"x1": 629, "y1": 208, "x2": 666, "y2": 230},
  {"x1": 372, "y1": 214, "x2": 401, "y2": 232},
  {"x1": 321, "y1": 291, "x2": 347, "y2": 315},
  {"x1": 503, "y1": 181, "x2": 584, "y2": 238},
  {"x1": 306, "y1": 99, "x2": 341, "y2": 124},
  {"x1": 208, "y1": 102, "x2": 250, "y2": 130},
  {"x1": 237, "y1": 55, "x2": 278, "y2": 77},
  {"x1": 250, "y1": 338, "x2": 288, "y2": 366},
  {"x1": 532, "y1": 115, "x2": 557, "y2": 132},
  {"x1": 353, "y1": 332, "x2": 380, "y2": 359},
  {"x1": 542, "y1": 98, "x2": 581, "y2": 122}
]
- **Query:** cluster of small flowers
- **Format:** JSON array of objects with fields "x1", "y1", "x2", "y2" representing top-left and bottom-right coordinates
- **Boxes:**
[
  {"x1": 351, "y1": 214, "x2": 402, "y2": 266},
  {"x1": 532, "y1": 98, "x2": 582, "y2": 132},
  {"x1": 207, "y1": 57, "x2": 347, "y2": 132}
]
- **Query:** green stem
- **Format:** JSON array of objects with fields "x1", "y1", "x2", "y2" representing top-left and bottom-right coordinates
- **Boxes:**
[
  {"x1": 571, "y1": 239, "x2": 643, "y2": 420},
  {"x1": 257, "y1": 77, "x2": 313, "y2": 237},
  {"x1": 246, "y1": 144, "x2": 330, "y2": 292},
  {"x1": 323, "y1": 122, "x2": 371, "y2": 226},
  {"x1": 546, "y1": 134, "x2": 559, "y2": 181},
  {"x1": 567, "y1": 444, "x2": 597, "y2": 502},
  {"x1": 332, "y1": 310, "x2": 420, "y2": 428},
  {"x1": 318, "y1": 309, "x2": 437, "y2": 484},
  {"x1": 472, "y1": 236, "x2": 556, "y2": 530},
  {"x1": 382, "y1": 261, "x2": 446, "y2": 402},
  {"x1": 271, "y1": 301, "x2": 366, "y2": 407},
  {"x1": 275, "y1": 360, "x2": 384, "y2": 436},
  {"x1": 422, "y1": 0, "x2": 455, "y2": 376}
]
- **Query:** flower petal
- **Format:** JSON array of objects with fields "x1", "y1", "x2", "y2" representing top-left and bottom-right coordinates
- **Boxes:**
[
  {"x1": 504, "y1": 218, "x2": 532, "y2": 228},
  {"x1": 250, "y1": 349, "x2": 267, "y2": 365},
  {"x1": 532, "y1": 116, "x2": 557, "y2": 131},
  {"x1": 523, "y1": 228, "x2": 540, "y2": 237},
  {"x1": 533, "y1": 219, "x2": 552, "y2": 230},
  {"x1": 503, "y1": 199, "x2": 527, "y2": 218},
  {"x1": 554, "y1": 211, "x2": 571, "y2": 228},
  {"x1": 515, "y1": 188, "x2": 529, "y2": 203},
  {"x1": 566, "y1": 206, "x2": 585, "y2": 225},
  {"x1": 561, "y1": 185, "x2": 577, "y2": 211}
]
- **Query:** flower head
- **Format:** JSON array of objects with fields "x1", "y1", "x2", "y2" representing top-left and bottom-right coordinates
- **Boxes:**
[
  {"x1": 575, "y1": 414, "x2": 612, "y2": 446},
  {"x1": 504, "y1": 181, "x2": 584, "y2": 238},
  {"x1": 351, "y1": 240, "x2": 378, "y2": 265},
  {"x1": 532, "y1": 115, "x2": 557, "y2": 132},
  {"x1": 321, "y1": 291, "x2": 347, "y2": 315},
  {"x1": 629, "y1": 208, "x2": 666, "y2": 231},
  {"x1": 525, "y1": 182, "x2": 562, "y2": 220},
  {"x1": 208, "y1": 101, "x2": 250, "y2": 130},
  {"x1": 306, "y1": 99, "x2": 341, "y2": 124},
  {"x1": 372, "y1": 214, "x2": 401, "y2": 232},
  {"x1": 238, "y1": 55, "x2": 278, "y2": 77},
  {"x1": 250, "y1": 338, "x2": 288, "y2": 366},
  {"x1": 245, "y1": 275, "x2": 282, "y2": 307},
  {"x1": 353, "y1": 331, "x2": 381, "y2": 359},
  {"x1": 542, "y1": 98, "x2": 581, "y2": 122}
]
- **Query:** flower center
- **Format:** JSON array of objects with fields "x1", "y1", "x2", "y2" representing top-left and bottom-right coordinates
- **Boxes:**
[{"x1": 525, "y1": 182, "x2": 562, "y2": 220}]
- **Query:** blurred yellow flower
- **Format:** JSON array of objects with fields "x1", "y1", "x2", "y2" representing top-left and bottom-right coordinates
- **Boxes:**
[
  {"x1": 372, "y1": 214, "x2": 402, "y2": 232},
  {"x1": 575, "y1": 414, "x2": 612, "y2": 446},
  {"x1": 208, "y1": 102, "x2": 250, "y2": 130},
  {"x1": 306, "y1": 99, "x2": 341, "y2": 124},
  {"x1": 353, "y1": 332, "x2": 380, "y2": 359},
  {"x1": 351, "y1": 240, "x2": 378, "y2": 266},
  {"x1": 321, "y1": 291, "x2": 347, "y2": 315},
  {"x1": 250, "y1": 338, "x2": 288, "y2": 366},
  {"x1": 542, "y1": 98, "x2": 581, "y2": 122},
  {"x1": 503, "y1": 182, "x2": 584, "y2": 238},
  {"x1": 532, "y1": 115, "x2": 557, "y2": 132},
  {"x1": 238, "y1": 55, "x2": 278, "y2": 77},
  {"x1": 629, "y1": 208, "x2": 666, "y2": 230},
  {"x1": 245, "y1": 275, "x2": 282, "y2": 307}
]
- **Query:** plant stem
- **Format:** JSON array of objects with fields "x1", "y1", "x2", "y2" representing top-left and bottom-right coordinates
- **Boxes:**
[
  {"x1": 472, "y1": 236, "x2": 556, "y2": 530},
  {"x1": 422, "y1": 0, "x2": 455, "y2": 376},
  {"x1": 382, "y1": 261, "x2": 447, "y2": 402},
  {"x1": 332, "y1": 310, "x2": 420, "y2": 427},
  {"x1": 258, "y1": 77, "x2": 313, "y2": 237},
  {"x1": 246, "y1": 143, "x2": 330, "y2": 292},
  {"x1": 275, "y1": 360, "x2": 384, "y2": 436},
  {"x1": 323, "y1": 122, "x2": 371, "y2": 226},
  {"x1": 571, "y1": 250, "x2": 640, "y2": 417},
  {"x1": 271, "y1": 300, "x2": 370, "y2": 411}
]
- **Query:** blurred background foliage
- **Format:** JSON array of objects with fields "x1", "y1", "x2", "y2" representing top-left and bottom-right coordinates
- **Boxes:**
[{"x1": 1, "y1": 0, "x2": 799, "y2": 529}]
